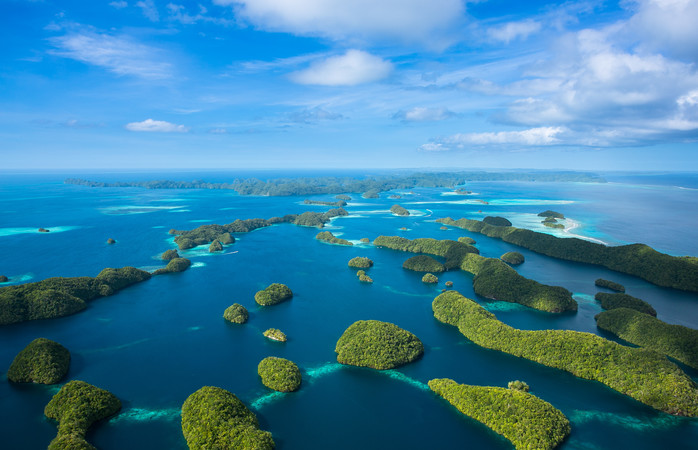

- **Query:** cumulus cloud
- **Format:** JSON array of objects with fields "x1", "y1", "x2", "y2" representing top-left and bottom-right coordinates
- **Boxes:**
[
  {"x1": 487, "y1": 20, "x2": 541, "y2": 43},
  {"x1": 289, "y1": 50, "x2": 393, "y2": 86},
  {"x1": 49, "y1": 31, "x2": 173, "y2": 79},
  {"x1": 214, "y1": 0, "x2": 465, "y2": 47},
  {"x1": 288, "y1": 107, "x2": 344, "y2": 123},
  {"x1": 125, "y1": 119, "x2": 189, "y2": 132},
  {"x1": 421, "y1": 127, "x2": 565, "y2": 151},
  {"x1": 393, "y1": 107, "x2": 456, "y2": 122}
]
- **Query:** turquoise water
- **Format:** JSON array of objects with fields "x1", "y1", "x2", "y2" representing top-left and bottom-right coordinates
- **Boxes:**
[{"x1": 1, "y1": 172, "x2": 697, "y2": 449}]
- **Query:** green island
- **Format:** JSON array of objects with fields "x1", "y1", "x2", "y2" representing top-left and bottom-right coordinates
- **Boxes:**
[
  {"x1": 390, "y1": 204, "x2": 410, "y2": 216},
  {"x1": 445, "y1": 281, "x2": 453, "y2": 288},
  {"x1": 595, "y1": 278, "x2": 625, "y2": 292},
  {"x1": 335, "y1": 320, "x2": 424, "y2": 370},
  {"x1": 432, "y1": 290, "x2": 698, "y2": 416},
  {"x1": 595, "y1": 292, "x2": 656, "y2": 316},
  {"x1": 7, "y1": 338, "x2": 70, "y2": 384},
  {"x1": 403, "y1": 255, "x2": 445, "y2": 273},
  {"x1": 171, "y1": 209, "x2": 347, "y2": 250},
  {"x1": 457, "y1": 236, "x2": 476, "y2": 245},
  {"x1": 263, "y1": 328, "x2": 287, "y2": 342},
  {"x1": 359, "y1": 237, "x2": 370, "y2": 243},
  {"x1": 437, "y1": 217, "x2": 698, "y2": 292},
  {"x1": 0, "y1": 266, "x2": 151, "y2": 325},
  {"x1": 181, "y1": 386, "x2": 274, "y2": 450},
  {"x1": 0, "y1": 275, "x2": 8, "y2": 283},
  {"x1": 483, "y1": 216, "x2": 512, "y2": 227},
  {"x1": 538, "y1": 210, "x2": 565, "y2": 219},
  {"x1": 373, "y1": 236, "x2": 479, "y2": 269},
  {"x1": 153, "y1": 257, "x2": 192, "y2": 275},
  {"x1": 543, "y1": 219, "x2": 565, "y2": 229},
  {"x1": 422, "y1": 273, "x2": 439, "y2": 283},
  {"x1": 316, "y1": 231, "x2": 353, "y2": 246},
  {"x1": 356, "y1": 270, "x2": 373, "y2": 283},
  {"x1": 501, "y1": 251, "x2": 524, "y2": 265},
  {"x1": 106, "y1": 238, "x2": 116, "y2": 244},
  {"x1": 304, "y1": 199, "x2": 346, "y2": 207},
  {"x1": 223, "y1": 303, "x2": 249, "y2": 324},
  {"x1": 65, "y1": 171, "x2": 605, "y2": 196},
  {"x1": 508, "y1": 380, "x2": 529, "y2": 392},
  {"x1": 255, "y1": 283, "x2": 293, "y2": 306},
  {"x1": 595, "y1": 308, "x2": 698, "y2": 370},
  {"x1": 348, "y1": 257, "x2": 373, "y2": 268},
  {"x1": 161, "y1": 249, "x2": 180, "y2": 260},
  {"x1": 44, "y1": 380, "x2": 121, "y2": 450},
  {"x1": 335, "y1": 194, "x2": 352, "y2": 201},
  {"x1": 209, "y1": 239, "x2": 223, "y2": 252},
  {"x1": 362, "y1": 189, "x2": 380, "y2": 199},
  {"x1": 257, "y1": 356, "x2": 302, "y2": 392},
  {"x1": 429, "y1": 378, "x2": 570, "y2": 450}
]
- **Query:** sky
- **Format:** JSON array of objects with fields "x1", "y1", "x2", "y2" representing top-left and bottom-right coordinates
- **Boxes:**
[{"x1": 1, "y1": 0, "x2": 698, "y2": 171}]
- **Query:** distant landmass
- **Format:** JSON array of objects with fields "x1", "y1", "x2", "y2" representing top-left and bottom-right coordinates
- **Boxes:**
[{"x1": 64, "y1": 171, "x2": 606, "y2": 196}]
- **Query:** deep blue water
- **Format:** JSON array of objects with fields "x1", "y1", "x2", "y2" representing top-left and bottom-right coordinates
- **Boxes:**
[{"x1": 1, "y1": 171, "x2": 697, "y2": 449}]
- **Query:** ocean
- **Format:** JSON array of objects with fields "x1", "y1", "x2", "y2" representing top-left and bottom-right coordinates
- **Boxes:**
[{"x1": 1, "y1": 171, "x2": 697, "y2": 449}]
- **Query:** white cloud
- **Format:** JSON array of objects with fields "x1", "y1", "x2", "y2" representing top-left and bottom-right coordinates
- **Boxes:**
[
  {"x1": 215, "y1": 0, "x2": 465, "y2": 47},
  {"x1": 136, "y1": 0, "x2": 160, "y2": 22},
  {"x1": 487, "y1": 20, "x2": 541, "y2": 43},
  {"x1": 109, "y1": 1, "x2": 128, "y2": 9},
  {"x1": 441, "y1": 127, "x2": 565, "y2": 147},
  {"x1": 49, "y1": 31, "x2": 172, "y2": 79},
  {"x1": 393, "y1": 107, "x2": 456, "y2": 122},
  {"x1": 289, "y1": 50, "x2": 393, "y2": 86},
  {"x1": 625, "y1": 0, "x2": 698, "y2": 61},
  {"x1": 125, "y1": 119, "x2": 189, "y2": 132},
  {"x1": 288, "y1": 107, "x2": 344, "y2": 123}
]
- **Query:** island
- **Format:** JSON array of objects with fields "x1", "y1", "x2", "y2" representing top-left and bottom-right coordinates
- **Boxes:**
[
  {"x1": 501, "y1": 252, "x2": 524, "y2": 265},
  {"x1": 457, "y1": 236, "x2": 476, "y2": 245},
  {"x1": 595, "y1": 307, "x2": 698, "y2": 370},
  {"x1": 595, "y1": 278, "x2": 625, "y2": 292},
  {"x1": 373, "y1": 236, "x2": 479, "y2": 269},
  {"x1": 482, "y1": 216, "x2": 512, "y2": 227},
  {"x1": 153, "y1": 257, "x2": 192, "y2": 275},
  {"x1": 429, "y1": 378, "x2": 570, "y2": 450},
  {"x1": 595, "y1": 292, "x2": 656, "y2": 316},
  {"x1": 433, "y1": 290, "x2": 698, "y2": 416},
  {"x1": 422, "y1": 273, "x2": 439, "y2": 284},
  {"x1": 181, "y1": 386, "x2": 274, "y2": 450},
  {"x1": 316, "y1": 231, "x2": 353, "y2": 246},
  {"x1": 445, "y1": 281, "x2": 454, "y2": 288},
  {"x1": 437, "y1": 217, "x2": 698, "y2": 292},
  {"x1": 7, "y1": 338, "x2": 70, "y2": 384},
  {"x1": 403, "y1": 255, "x2": 446, "y2": 273},
  {"x1": 538, "y1": 210, "x2": 565, "y2": 219},
  {"x1": 106, "y1": 238, "x2": 116, "y2": 244},
  {"x1": 0, "y1": 266, "x2": 151, "y2": 325},
  {"x1": 348, "y1": 257, "x2": 373, "y2": 268},
  {"x1": 304, "y1": 199, "x2": 346, "y2": 207},
  {"x1": 257, "y1": 356, "x2": 302, "y2": 392},
  {"x1": 359, "y1": 238, "x2": 370, "y2": 243},
  {"x1": 44, "y1": 380, "x2": 121, "y2": 450},
  {"x1": 161, "y1": 249, "x2": 180, "y2": 260},
  {"x1": 542, "y1": 217, "x2": 565, "y2": 229},
  {"x1": 223, "y1": 303, "x2": 249, "y2": 324},
  {"x1": 356, "y1": 270, "x2": 373, "y2": 283},
  {"x1": 335, "y1": 320, "x2": 424, "y2": 370},
  {"x1": 390, "y1": 204, "x2": 410, "y2": 216},
  {"x1": 362, "y1": 189, "x2": 380, "y2": 199},
  {"x1": 0, "y1": 275, "x2": 8, "y2": 283},
  {"x1": 263, "y1": 328, "x2": 287, "y2": 342},
  {"x1": 208, "y1": 239, "x2": 223, "y2": 252},
  {"x1": 38, "y1": 228, "x2": 50, "y2": 232},
  {"x1": 335, "y1": 194, "x2": 352, "y2": 201},
  {"x1": 389, "y1": 194, "x2": 401, "y2": 199},
  {"x1": 255, "y1": 283, "x2": 293, "y2": 306}
]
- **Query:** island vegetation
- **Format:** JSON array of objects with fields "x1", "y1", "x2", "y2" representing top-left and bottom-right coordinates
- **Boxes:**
[
  {"x1": 445, "y1": 281, "x2": 453, "y2": 288},
  {"x1": 507, "y1": 380, "x2": 529, "y2": 392},
  {"x1": 390, "y1": 204, "x2": 410, "y2": 216},
  {"x1": 257, "y1": 357, "x2": 302, "y2": 392},
  {"x1": 457, "y1": 236, "x2": 476, "y2": 245},
  {"x1": 595, "y1": 308, "x2": 698, "y2": 370},
  {"x1": 373, "y1": 236, "x2": 479, "y2": 269},
  {"x1": 437, "y1": 217, "x2": 698, "y2": 292},
  {"x1": 335, "y1": 320, "x2": 424, "y2": 370},
  {"x1": 356, "y1": 270, "x2": 373, "y2": 283},
  {"x1": 181, "y1": 386, "x2": 274, "y2": 450},
  {"x1": 538, "y1": 210, "x2": 565, "y2": 219},
  {"x1": 422, "y1": 273, "x2": 439, "y2": 283},
  {"x1": 348, "y1": 257, "x2": 373, "y2": 268},
  {"x1": 501, "y1": 251, "x2": 524, "y2": 265},
  {"x1": 161, "y1": 249, "x2": 179, "y2": 260},
  {"x1": 263, "y1": 328, "x2": 287, "y2": 342},
  {"x1": 316, "y1": 231, "x2": 352, "y2": 246},
  {"x1": 432, "y1": 290, "x2": 698, "y2": 416},
  {"x1": 223, "y1": 303, "x2": 249, "y2": 324},
  {"x1": 362, "y1": 189, "x2": 380, "y2": 199},
  {"x1": 483, "y1": 216, "x2": 512, "y2": 227},
  {"x1": 335, "y1": 194, "x2": 351, "y2": 201},
  {"x1": 429, "y1": 378, "x2": 570, "y2": 450},
  {"x1": 0, "y1": 266, "x2": 151, "y2": 325},
  {"x1": 208, "y1": 239, "x2": 223, "y2": 252},
  {"x1": 403, "y1": 255, "x2": 445, "y2": 273},
  {"x1": 153, "y1": 258, "x2": 192, "y2": 275},
  {"x1": 359, "y1": 238, "x2": 370, "y2": 243},
  {"x1": 595, "y1": 278, "x2": 625, "y2": 292},
  {"x1": 7, "y1": 338, "x2": 70, "y2": 384},
  {"x1": 304, "y1": 199, "x2": 347, "y2": 207},
  {"x1": 255, "y1": 283, "x2": 293, "y2": 306},
  {"x1": 107, "y1": 238, "x2": 116, "y2": 244},
  {"x1": 595, "y1": 292, "x2": 656, "y2": 316},
  {"x1": 0, "y1": 275, "x2": 8, "y2": 283},
  {"x1": 44, "y1": 380, "x2": 121, "y2": 450}
]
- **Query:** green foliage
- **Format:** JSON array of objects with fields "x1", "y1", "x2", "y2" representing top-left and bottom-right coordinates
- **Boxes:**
[
  {"x1": 373, "y1": 235, "x2": 478, "y2": 269},
  {"x1": 430, "y1": 378, "x2": 569, "y2": 450},
  {"x1": 263, "y1": 328, "x2": 287, "y2": 342},
  {"x1": 432, "y1": 291, "x2": 698, "y2": 416},
  {"x1": 44, "y1": 380, "x2": 121, "y2": 450},
  {"x1": 304, "y1": 199, "x2": 346, "y2": 207},
  {"x1": 508, "y1": 380, "x2": 530, "y2": 392},
  {"x1": 223, "y1": 303, "x2": 249, "y2": 324},
  {"x1": 359, "y1": 238, "x2": 370, "y2": 243},
  {"x1": 457, "y1": 236, "x2": 476, "y2": 245},
  {"x1": 106, "y1": 238, "x2": 116, "y2": 244},
  {"x1": 390, "y1": 204, "x2": 410, "y2": 216},
  {"x1": 356, "y1": 270, "x2": 373, "y2": 283},
  {"x1": 596, "y1": 308, "x2": 698, "y2": 370},
  {"x1": 596, "y1": 278, "x2": 625, "y2": 292},
  {"x1": 445, "y1": 281, "x2": 454, "y2": 288},
  {"x1": 153, "y1": 258, "x2": 192, "y2": 275},
  {"x1": 255, "y1": 283, "x2": 293, "y2": 306},
  {"x1": 181, "y1": 386, "x2": 274, "y2": 450},
  {"x1": 348, "y1": 257, "x2": 373, "y2": 268},
  {"x1": 538, "y1": 210, "x2": 565, "y2": 219},
  {"x1": 403, "y1": 255, "x2": 446, "y2": 273},
  {"x1": 362, "y1": 189, "x2": 380, "y2": 199},
  {"x1": 316, "y1": 231, "x2": 353, "y2": 246},
  {"x1": 335, "y1": 194, "x2": 352, "y2": 201},
  {"x1": 161, "y1": 249, "x2": 180, "y2": 260},
  {"x1": 0, "y1": 267, "x2": 151, "y2": 325},
  {"x1": 0, "y1": 275, "x2": 8, "y2": 283},
  {"x1": 218, "y1": 232, "x2": 234, "y2": 245},
  {"x1": 595, "y1": 292, "x2": 656, "y2": 316},
  {"x1": 543, "y1": 222, "x2": 565, "y2": 229},
  {"x1": 422, "y1": 273, "x2": 439, "y2": 283},
  {"x1": 258, "y1": 357, "x2": 302, "y2": 392},
  {"x1": 7, "y1": 338, "x2": 70, "y2": 384},
  {"x1": 438, "y1": 217, "x2": 698, "y2": 292},
  {"x1": 483, "y1": 216, "x2": 512, "y2": 227},
  {"x1": 335, "y1": 320, "x2": 424, "y2": 370},
  {"x1": 209, "y1": 239, "x2": 223, "y2": 253},
  {"x1": 501, "y1": 251, "x2": 525, "y2": 265}
]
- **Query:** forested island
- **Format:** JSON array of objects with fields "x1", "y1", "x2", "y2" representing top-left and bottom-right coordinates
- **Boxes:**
[
  {"x1": 595, "y1": 292, "x2": 656, "y2": 316},
  {"x1": 258, "y1": 357, "x2": 302, "y2": 392},
  {"x1": 7, "y1": 338, "x2": 70, "y2": 384},
  {"x1": 335, "y1": 320, "x2": 424, "y2": 369}
]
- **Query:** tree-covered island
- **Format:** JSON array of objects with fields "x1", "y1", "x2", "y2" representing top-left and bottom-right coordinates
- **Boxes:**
[
  {"x1": 595, "y1": 278, "x2": 626, "y2": 292},
  {"x1": 595, "y1": 292, "x2": 656, "y2": 316},
  {"x1": 7, "y1": 338, "x2": 70, "y2": 384},
  {"x1": 263, "y1": 328, "x2": 287, "y2": 342},
  {"x1": 316, "y1": 231, "x2": 353, "y2": 246},
  {"x1": 390, "y1": 204, "x2": 410, "y2": 216},
  {"x1": 348, "y1": 257, "x2": 373, "y2": 268},
  {"x1": 335, "y1": 320, "x2": 424, "y2": 370},
  {"x1": 255, "y1": 284, "x2": 293, "y2": 306},
  {"x1": 153, "y1": 257, "x2": 192, "y2": 275},
  {"x1": 501, "y1": 251, "x2": 525, "y2": 265},
  {"x1": 223, "y1": 303, "x2": 249, "y2": 324},
  {"x1": 258, "y1": 356, "x2": 302, "y2": 392}
]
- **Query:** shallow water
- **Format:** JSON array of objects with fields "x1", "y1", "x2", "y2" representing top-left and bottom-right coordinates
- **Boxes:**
[{"x1": 1, "y1": 171, "x2": 697, "y2": 449}]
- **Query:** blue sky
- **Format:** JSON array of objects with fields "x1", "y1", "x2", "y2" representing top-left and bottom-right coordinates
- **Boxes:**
[{"x1": 2, "y1": 0, "x2": 697, "y2": 170}]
